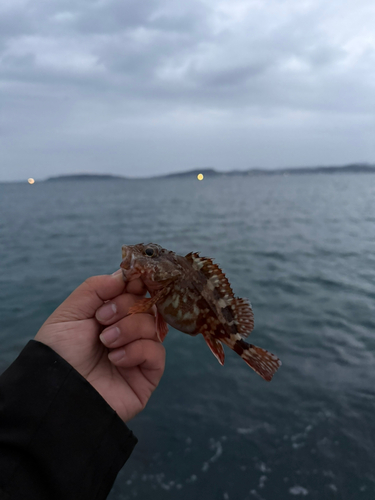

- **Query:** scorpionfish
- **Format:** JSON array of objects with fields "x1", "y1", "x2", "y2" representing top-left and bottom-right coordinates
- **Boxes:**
[{"x1": 120, "y1": 243, "x2": 281, "y2": 381}]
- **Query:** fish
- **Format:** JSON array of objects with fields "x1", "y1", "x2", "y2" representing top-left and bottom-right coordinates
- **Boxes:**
[{"x1": 120, "y1": 243, "x2": 281, "y2": 381}]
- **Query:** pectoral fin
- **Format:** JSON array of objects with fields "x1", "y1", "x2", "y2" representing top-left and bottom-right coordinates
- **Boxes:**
[
  {"x1": 156, "y1": 311, "x2": 169, "y2": 342},
  {"x1": 128, "y1": 287, "x2": 170, "y2": 315},
  {"x1": 128, "y1": 297, "x2": 156, "y2": 315}
]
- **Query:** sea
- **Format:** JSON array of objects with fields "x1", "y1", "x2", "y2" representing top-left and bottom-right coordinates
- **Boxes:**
[{"x1": 1, "y1": 174, "x2": 375, "y2": 500}]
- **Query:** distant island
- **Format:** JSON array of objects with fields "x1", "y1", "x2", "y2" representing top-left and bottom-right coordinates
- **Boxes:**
[
  {"x1": 159, "y1": 163, "x2": 375, "y2": 178},
  {"x1": 44, "y1": 163, "x2": 375, "y2": 182},
  {"x1": 45, "y1": 173, "x2": 125, "y2": 182}
]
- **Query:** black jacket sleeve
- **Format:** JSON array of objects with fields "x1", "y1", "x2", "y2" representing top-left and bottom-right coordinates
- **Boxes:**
[{"x1": 0, "y1": 340, "x2": 138, "y2": 500}]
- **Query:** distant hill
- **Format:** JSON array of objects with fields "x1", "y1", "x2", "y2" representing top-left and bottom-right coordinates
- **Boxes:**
[
  {"x1": 265, "y1": 163, "x2": 375, "y2": 175},
  {"x1": 157, "y1": 163, "x2": 375, "y2": 178},
  {"x1": 45, "y1": 174, "x2": 127, "y2": 181},
  {"x1": 157, "y1": 168, "x2": 217, "y2": 179},
  {"x1": 43, "y1": 163, "x2": 375, "y2": 182}
]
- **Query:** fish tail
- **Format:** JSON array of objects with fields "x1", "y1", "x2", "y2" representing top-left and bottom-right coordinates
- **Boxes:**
[{"x1": 231, "y1": 338, "x2": 281, "y2": 381}]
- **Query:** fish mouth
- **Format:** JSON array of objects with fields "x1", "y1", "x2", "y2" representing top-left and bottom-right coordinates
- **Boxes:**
[
  {"x1": 120, "y1": 246, "x2": 132, "y2": 269},
  {"x1": 120, "y1": 246, "x2": 141, "y2": 282}
]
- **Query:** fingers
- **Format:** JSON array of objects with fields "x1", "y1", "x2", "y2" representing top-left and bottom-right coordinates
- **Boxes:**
[
  {"x1": 125, "y1": 278, "x2": 147, "y2": 296},
  {"x1": 46, "y1": 272, "x2": 126, "y2": 323},
  {"x1": 108, "y1": 339, "x2": 166, "y2": 374},
  {"x1": 96, "y1": 293, "x2": 155, "y2": 325},
  {"x1": 82, "y1": 272, "x2": 126, "y2": 303},
  {"x1": 99, "y1": 313, "x2": 157, "y2": 347}
]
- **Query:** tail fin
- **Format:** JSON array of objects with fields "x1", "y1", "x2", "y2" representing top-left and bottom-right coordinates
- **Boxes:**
[{"x1": 232, "y1": 339, "x2": 281, "y2": 381}]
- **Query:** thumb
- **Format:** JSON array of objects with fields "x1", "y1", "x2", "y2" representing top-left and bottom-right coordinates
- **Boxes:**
[{"x1": 45, "y1": 271, "x2": 126, "y2": 324}]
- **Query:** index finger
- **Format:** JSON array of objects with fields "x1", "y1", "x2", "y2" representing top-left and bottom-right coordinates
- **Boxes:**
[
  {"x1": 44, "y1": 273, "x2": 126, "y2": 324},
  {"x1": 125, "y1": 277, "x2": 147, "y2": 296}
]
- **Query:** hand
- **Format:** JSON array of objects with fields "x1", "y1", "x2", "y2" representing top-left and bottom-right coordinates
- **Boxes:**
[{"x1": 35, "y1": 271, "x2": 165, "y2": 422}]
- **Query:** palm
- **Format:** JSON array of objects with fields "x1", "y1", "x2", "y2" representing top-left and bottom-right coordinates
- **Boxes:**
[
  {"x1": 88, "y1": 362, "x2": 151, "y2": 422},
  {"x1": 35, "y1": 274, "x2": 165, "y2": 423}
]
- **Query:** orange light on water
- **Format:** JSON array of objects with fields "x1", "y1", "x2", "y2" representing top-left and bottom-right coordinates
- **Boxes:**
[{"x1": 28, "y1": 178, "x2": 35, "y2": 184}]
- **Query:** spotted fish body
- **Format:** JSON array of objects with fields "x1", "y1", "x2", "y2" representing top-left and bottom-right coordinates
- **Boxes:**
[{"x1": 120, "y1": 243, "x2": 281, "y2": 381}]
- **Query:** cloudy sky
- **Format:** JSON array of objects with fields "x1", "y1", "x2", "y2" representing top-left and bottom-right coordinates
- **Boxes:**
[{"x1": 1, "y1": 0, "x2": 375, "y2": 181}]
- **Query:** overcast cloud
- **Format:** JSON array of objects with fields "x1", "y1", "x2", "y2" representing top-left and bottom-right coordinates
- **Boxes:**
[{"x1": 1, "y1": 0, "x2": 375, "y2": 181}]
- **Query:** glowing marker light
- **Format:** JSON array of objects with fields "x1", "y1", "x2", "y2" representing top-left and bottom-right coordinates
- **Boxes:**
[
  {"x1": 28, "y1": 178, "x2": 35, "y2": 185},
  {"x1": 197, "y1": 173, "x2": 204, "y2": 181}
]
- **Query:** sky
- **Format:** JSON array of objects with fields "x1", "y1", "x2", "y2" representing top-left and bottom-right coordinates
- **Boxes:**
[{"x1": 1, "y1": 0, "x2": 375, "y2": 181}]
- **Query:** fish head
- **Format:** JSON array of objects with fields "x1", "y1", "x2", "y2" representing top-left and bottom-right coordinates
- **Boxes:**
[{"x1": 120, "y1": 243, "x2": 182, "y2": 290}]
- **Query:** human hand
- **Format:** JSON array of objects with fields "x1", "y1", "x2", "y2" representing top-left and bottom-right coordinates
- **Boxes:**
[{"x1": 35, "y1": 272, "x2": 165, "y2": 422}]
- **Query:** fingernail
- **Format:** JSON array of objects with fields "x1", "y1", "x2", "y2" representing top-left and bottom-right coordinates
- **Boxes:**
[
  {"x1": 100, "y1": 326, "x2": 120, "y2": 346},
  {"x1": 112, "y1": 269, "x2": 123, "y2": 277},
  {"x1": 97, "y1": 302, "x2": 117, "y2": 321},
  {"x1": 108, "y1": 348, "x2": 125, "y2": 363}
]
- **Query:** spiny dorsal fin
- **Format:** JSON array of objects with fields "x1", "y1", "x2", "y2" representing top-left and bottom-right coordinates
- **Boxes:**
[
  {"x1": 186, "y1": 252, "x2": 254, "y2": 336},
  {"x1": 185, "y1": 252, "x2": 234, "y2": 306}
]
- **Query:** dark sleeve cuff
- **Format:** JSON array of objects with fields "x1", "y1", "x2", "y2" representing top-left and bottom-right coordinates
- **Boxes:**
[{"x1": 0, "y1": 340, "x2": 137, "y2": 500}]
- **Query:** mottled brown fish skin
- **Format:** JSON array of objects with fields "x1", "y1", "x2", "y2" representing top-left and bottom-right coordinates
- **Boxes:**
[{"x1": 120, "y1": 243, "x2": 281, "y2": 381}]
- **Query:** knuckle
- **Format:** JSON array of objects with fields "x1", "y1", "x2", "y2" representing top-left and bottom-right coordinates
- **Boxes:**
[{"x1": 83, "y1": 276, "x2": 98, "y2": 291}]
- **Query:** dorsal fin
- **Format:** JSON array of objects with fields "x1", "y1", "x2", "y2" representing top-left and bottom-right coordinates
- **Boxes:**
[
  {"x1": 232, "y1": 297, "x2": 254, "y2": 337},
  {"x1": 185, "y1": 252, "x2": 234, "y2": 304},
  {"x1": 185, "y1": 252, "x2": 254, "y2": 337}
]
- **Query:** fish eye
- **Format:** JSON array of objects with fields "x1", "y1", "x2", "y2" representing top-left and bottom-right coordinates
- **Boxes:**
[{"x1": 145, "y1": 248, "x2": 154, "y2": 257}]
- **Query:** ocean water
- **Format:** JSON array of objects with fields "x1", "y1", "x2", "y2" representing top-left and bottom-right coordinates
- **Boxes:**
[{"x1": 1, "y1": 174, "x2": 375, "y2": 499}]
